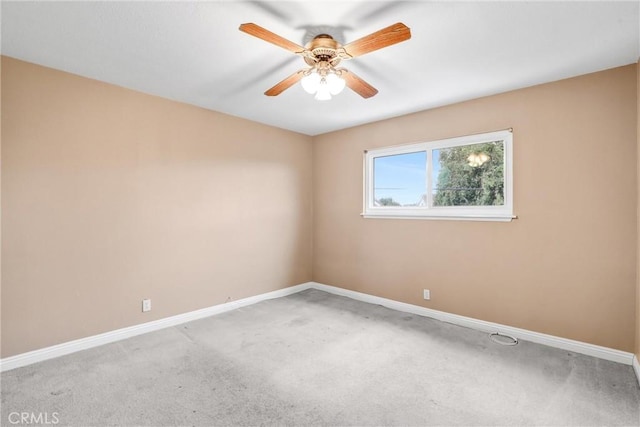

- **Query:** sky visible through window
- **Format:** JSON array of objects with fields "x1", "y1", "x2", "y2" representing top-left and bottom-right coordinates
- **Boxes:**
[{"x1": 373, "y1": 151, "x2": 439, "y2": 206}]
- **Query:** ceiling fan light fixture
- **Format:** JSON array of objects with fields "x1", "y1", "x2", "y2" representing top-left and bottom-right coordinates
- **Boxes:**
[
  {"x1": 301, "y1": 71, "x2": 321, "y2": 94},
  {"x1": 326, "y1": 72, "x2": 346, "y2": 95},
  {"x1": 301, "y1": 67, "x2": 344, "y2": 100}
]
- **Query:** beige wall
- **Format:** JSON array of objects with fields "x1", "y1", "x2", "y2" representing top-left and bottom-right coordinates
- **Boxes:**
[
  {"x1": 637, "y1": 60, "x2": 640, "y2": 359},
  {"x1": 2, "y1": 56, "x2": 638, "y2": 358},
  {"x1": 1, "y1": 57, "x2": 313, "y2": 357},
  {"x1": 314, "y1": 65, "x2": 637, "y2": 352}
]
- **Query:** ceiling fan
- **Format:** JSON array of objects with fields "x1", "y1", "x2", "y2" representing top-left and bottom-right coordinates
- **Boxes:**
[{"x1": 239, "y1": 22, "x2": 411, "y2": 100}]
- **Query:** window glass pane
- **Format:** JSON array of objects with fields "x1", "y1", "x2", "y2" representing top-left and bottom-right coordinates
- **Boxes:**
[
  {"x1": 432, "y1": 141, "x2": 504, "y2": 207},
  {"x1": 373, "y1": 151, "x2": 426, "y2": 207}
]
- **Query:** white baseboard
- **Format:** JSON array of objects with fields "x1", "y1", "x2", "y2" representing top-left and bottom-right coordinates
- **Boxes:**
[
  {"x1": 0, "y1": 282, "x2": 314, "y2": 372},
  {"x1": 307, "y1": 282, "x2": 635, "y2": 366},
  {"x1": 1, "y1": 280, "x2": 635, "y2": 372},
  {"x1": 633, "y1": 355, "x2": 640, "y2": 386}
]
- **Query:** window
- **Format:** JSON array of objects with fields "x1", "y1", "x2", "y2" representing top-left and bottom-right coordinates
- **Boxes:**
[{"x1": 363, "y1": 130, "x2": 513, "y2": 221}]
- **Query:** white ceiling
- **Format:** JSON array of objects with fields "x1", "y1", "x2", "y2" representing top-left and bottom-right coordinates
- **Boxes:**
[{"x1": 2, "y1": 1, "x2": 639, "y2": 136}]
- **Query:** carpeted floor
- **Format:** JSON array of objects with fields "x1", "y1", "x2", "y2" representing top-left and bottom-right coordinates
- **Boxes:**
[{"x1": 2, "y1": 289, "x2": 639, "y2": 426}]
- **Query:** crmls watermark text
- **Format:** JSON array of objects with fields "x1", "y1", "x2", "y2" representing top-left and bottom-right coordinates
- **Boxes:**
[{"x1": 8, "y1": 412, "x2": 60, "y2": 425}]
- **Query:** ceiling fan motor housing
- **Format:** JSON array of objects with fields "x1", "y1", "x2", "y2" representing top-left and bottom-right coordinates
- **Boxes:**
[{"x1": 304, "y1": 34, "x2": 341, "y2": 66}]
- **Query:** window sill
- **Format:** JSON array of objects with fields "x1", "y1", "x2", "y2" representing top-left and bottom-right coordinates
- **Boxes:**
[{"x1": 361, "y1": 213, "x2": 516, "y2": 222}]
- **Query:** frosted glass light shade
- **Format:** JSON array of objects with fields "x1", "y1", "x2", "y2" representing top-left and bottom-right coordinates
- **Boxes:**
[
  {"x1": 326, "y1": 73, "x2": 346, "y2": 95},
  {"x1": 301, "y1": 72, "x2": 321, "y2": 94}
]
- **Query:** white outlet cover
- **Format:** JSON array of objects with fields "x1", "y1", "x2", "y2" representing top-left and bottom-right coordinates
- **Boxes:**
[
  {"x1": 423, "y1": 290, "x2": 431, "y2": 300},
  {"x1": 142, "y1": 299, "x2": 151, "y2": 312}
]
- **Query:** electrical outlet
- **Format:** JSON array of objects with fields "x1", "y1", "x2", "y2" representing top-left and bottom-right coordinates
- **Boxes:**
[
  {"x1": 423, "y1": 289, "x2": 431, "y2": 300},
  {"x1": 142, "y1": 299, "x2": 151, "y2": 312}
]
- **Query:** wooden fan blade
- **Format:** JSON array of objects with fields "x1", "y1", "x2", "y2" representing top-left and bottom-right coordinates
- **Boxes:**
[
  {"x1": 239, "y1": 23, "x2": 306, "y2": 55},
  {"x1": 341, "y1": 22, "x2": 411, "y2": 58},
  {"x1": 341, "y1": 70, "x2": 378, "y2": 98},
  {"x1": 265, "y1": 70, "x2": 305, "y2": 96}
]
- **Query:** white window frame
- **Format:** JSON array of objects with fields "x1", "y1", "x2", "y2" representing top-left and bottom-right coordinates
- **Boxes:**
[{"x1": 363, "y1": 129, "x2": 514, "y2": 222}]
